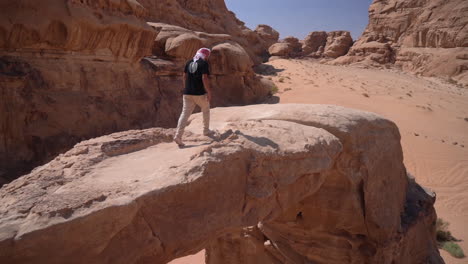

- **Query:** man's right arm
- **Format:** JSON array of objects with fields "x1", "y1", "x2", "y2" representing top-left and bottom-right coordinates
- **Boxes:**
[
  {"x1": 182, "y1": 73, "x2": 186, "y2": 90},
  {"x1": 202, "y1": 74, "x2": 212, "y2": 102}
]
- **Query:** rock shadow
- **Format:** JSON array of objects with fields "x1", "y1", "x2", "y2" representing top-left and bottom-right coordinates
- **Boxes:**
[
  {"x1": 236, "y1": 131, "x2": 279, "y2": 149},
  {"x1": 253, "y1": 64, "x2": 285, "y2": 76},
  {"x1": 263, "y1": 96, "x2": 280, "y2": 104}
]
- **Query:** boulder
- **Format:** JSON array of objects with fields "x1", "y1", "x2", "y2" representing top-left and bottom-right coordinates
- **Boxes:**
[
  {"x1": 268, "y1": 43, "x2": 293, "y2": 57},
  {"x1": 165, "y1": 33, "x2": 204, "y2": 60},
  {"x1": 254, "y1": 24, "x2": 280, "y2": 48},
  {"x1": 210, "y1": 42, "x2": 253, "y2": 74},
  {"x1": 0, "y1": 104, "x2": 443, "y2": 264},
  {"x1": 323, "y1": 31, "x2": 353, "y2": 58},
  {"x1": 302, "y1": 31, "x2": 327, "y2": 55},
  {"x1": 268, "y1": 37, "x2": 302, "y2": 58}
]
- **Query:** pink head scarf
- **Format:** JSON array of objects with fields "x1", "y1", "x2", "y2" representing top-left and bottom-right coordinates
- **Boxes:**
[{"x1": 193, "y1": 48, "x2": 211, "y2": 61}]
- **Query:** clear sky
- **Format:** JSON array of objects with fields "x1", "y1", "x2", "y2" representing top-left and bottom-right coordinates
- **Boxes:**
[{"x1": 225, "y1": 0, "x2": 373, "y2": 40}]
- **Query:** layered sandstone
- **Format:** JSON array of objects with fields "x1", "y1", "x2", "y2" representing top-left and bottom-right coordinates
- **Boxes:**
[
  {"x1": 0, "y1": 0, "x2": 272, "y2": 183},
  {"x1": 0, "y1": 0, "x2": 157, "y2": 183},
  {"x1": 334, "y1": 0, "x2": 468, "y2": 85},
  {"x1": 0, "y1": 0, "x2": 155, "y2": 61},
  {"x1": 0, "y1": 104, "x2": 442, "y2": 264}
]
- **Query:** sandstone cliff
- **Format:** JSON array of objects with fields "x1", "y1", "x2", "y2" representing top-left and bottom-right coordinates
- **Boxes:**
[
  {"x1": 0, "y1": 0, "x2": 273, "y2": 183},
  {"x1": 0, "y1": 0, "x2": 157, "y2": 183},
  {"x1": 0, "y1": 104, "x2": 443, "y2": 264},
  {"x1": 334, "y1": 0, "x2": 468, "y2": 86}
]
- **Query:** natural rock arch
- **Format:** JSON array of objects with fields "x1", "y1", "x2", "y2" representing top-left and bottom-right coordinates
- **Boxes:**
[{"x1": 0, "y1": 104, "x2": 441, "y2": 263}]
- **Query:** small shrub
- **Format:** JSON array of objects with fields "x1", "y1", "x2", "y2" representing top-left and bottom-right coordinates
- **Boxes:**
[
  {"x1": 441, "y1": 242, "x2": 465, "y2": 258},
  {"x1": 270, "y1": 84, "x2": 278, "y2": 95},
  {"x1": 436, "y1": 218, "x2": 456, "y2": 242},
  {"x1": 436, "y1": 218, "x2": 465, "y2": 259}
]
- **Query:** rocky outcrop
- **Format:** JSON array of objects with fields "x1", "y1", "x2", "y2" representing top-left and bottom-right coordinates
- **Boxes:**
[
  {"x1": 323, "y1": 31, "x2": 354, "y2": 58},
  {"x1": 0, "y1": 0, "x2": 273, "y2": 183},
  {"x1": 0, "y1": 104, "x2": 442, "y2": 264},
  {"x1": 302, "y1": 31, "x2": 328, "y2": 56},
  {"x1": 254, "y1": 24, "x2": 280, "y2": 49},
  {"x1": 334, "y1": 0, "x2": 468, "y2": 85},
  {"x1": 270, "y1": 31, "x2": 353, "y2": 59}
]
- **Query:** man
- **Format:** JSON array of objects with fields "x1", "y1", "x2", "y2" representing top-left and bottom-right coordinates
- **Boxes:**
[{"x1": 173, "y1": 48, "x2": 213, "y2": 147}]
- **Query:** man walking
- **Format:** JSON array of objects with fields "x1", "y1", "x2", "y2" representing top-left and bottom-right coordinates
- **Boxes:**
[{"x1": 173, "y1": 48, "x2": 212, "y2": 147}]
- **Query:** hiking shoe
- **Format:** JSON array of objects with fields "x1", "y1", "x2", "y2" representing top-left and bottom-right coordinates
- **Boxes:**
[{"x1": 174, "y1": 137, "x2": 185, "y2": 147}]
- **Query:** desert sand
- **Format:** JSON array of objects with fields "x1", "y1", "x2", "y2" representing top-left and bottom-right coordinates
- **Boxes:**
[{"x1": 171, "y1": 59, "x2": 468, "y2": 264}]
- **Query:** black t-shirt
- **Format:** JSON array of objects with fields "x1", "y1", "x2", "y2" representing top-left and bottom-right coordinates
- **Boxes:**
[{"x1": 184, "y1": 58, "x2": 210, "y2": 95}]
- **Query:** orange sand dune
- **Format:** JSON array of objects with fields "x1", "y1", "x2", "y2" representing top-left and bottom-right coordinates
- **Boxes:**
[{"x1": 171, "y1": 59, "x2": 468, "y2": 264}]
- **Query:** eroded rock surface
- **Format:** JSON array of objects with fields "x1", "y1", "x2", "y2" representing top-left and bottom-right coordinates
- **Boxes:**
[
  {"x1": 334, "y1": 0, "x2": 468, "y2": 85},
  {"x1": 0, "y1": 0, "x2": 159, "y2": 183},
  {"x1": 270, "y1": 31, "x2": 353, "y2": 59},
  {"x1": 0, "y1": 104, "x2": 442, "y2": 264}
]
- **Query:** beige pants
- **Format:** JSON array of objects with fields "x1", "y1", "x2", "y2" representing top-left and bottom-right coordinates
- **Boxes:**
[{"x1": 174, "y1": 94, "x2": 210, "y2": 140}]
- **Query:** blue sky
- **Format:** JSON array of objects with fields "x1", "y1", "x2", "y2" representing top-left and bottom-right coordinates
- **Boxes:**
[{"x1": 225, "y1": 0, "x2": 373, "y2": 40}]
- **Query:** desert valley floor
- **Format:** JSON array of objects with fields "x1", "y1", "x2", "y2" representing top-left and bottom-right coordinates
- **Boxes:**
[{"x1": 172, "y1": 59, "x2": 468, "y2": 264}]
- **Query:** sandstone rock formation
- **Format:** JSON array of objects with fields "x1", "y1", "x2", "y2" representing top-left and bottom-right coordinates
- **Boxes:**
[
  {"x1": 323, "y1": 31, "x2": 354, "y2": 58},
  {"x1": 268, "y1": 43, "x2": 293, "y2": 57},
  {"x1": 0, "y1": 0, "x2": 158, "y2": 183},
  {"x1": 302, "y1": 31, "x2": 328, "y2": 56},
  {"x1": 0, "y1": 0, "x2": 273, "y2": 183},
  {"x1": 334, "y1": 0, "x2": 468, "y2": 85},
  {"x1": 268, "y1": 36, "x2": 302, "y2": 59},
  {"x1": 254, "y1": 24, "x2": 280, "y2": 49},
  {"x1": 138, "y1": 0, "x2": 277, "y2": 64},
  {"x1": 0, "y1": 104, "x2": 443, "y2": 264},
  {"x1": 302, "y1": 31, "x2": 353, "y2": 58},
  {"x1": 270, "y1": 31, "x2": 353, "y2": 59}
]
